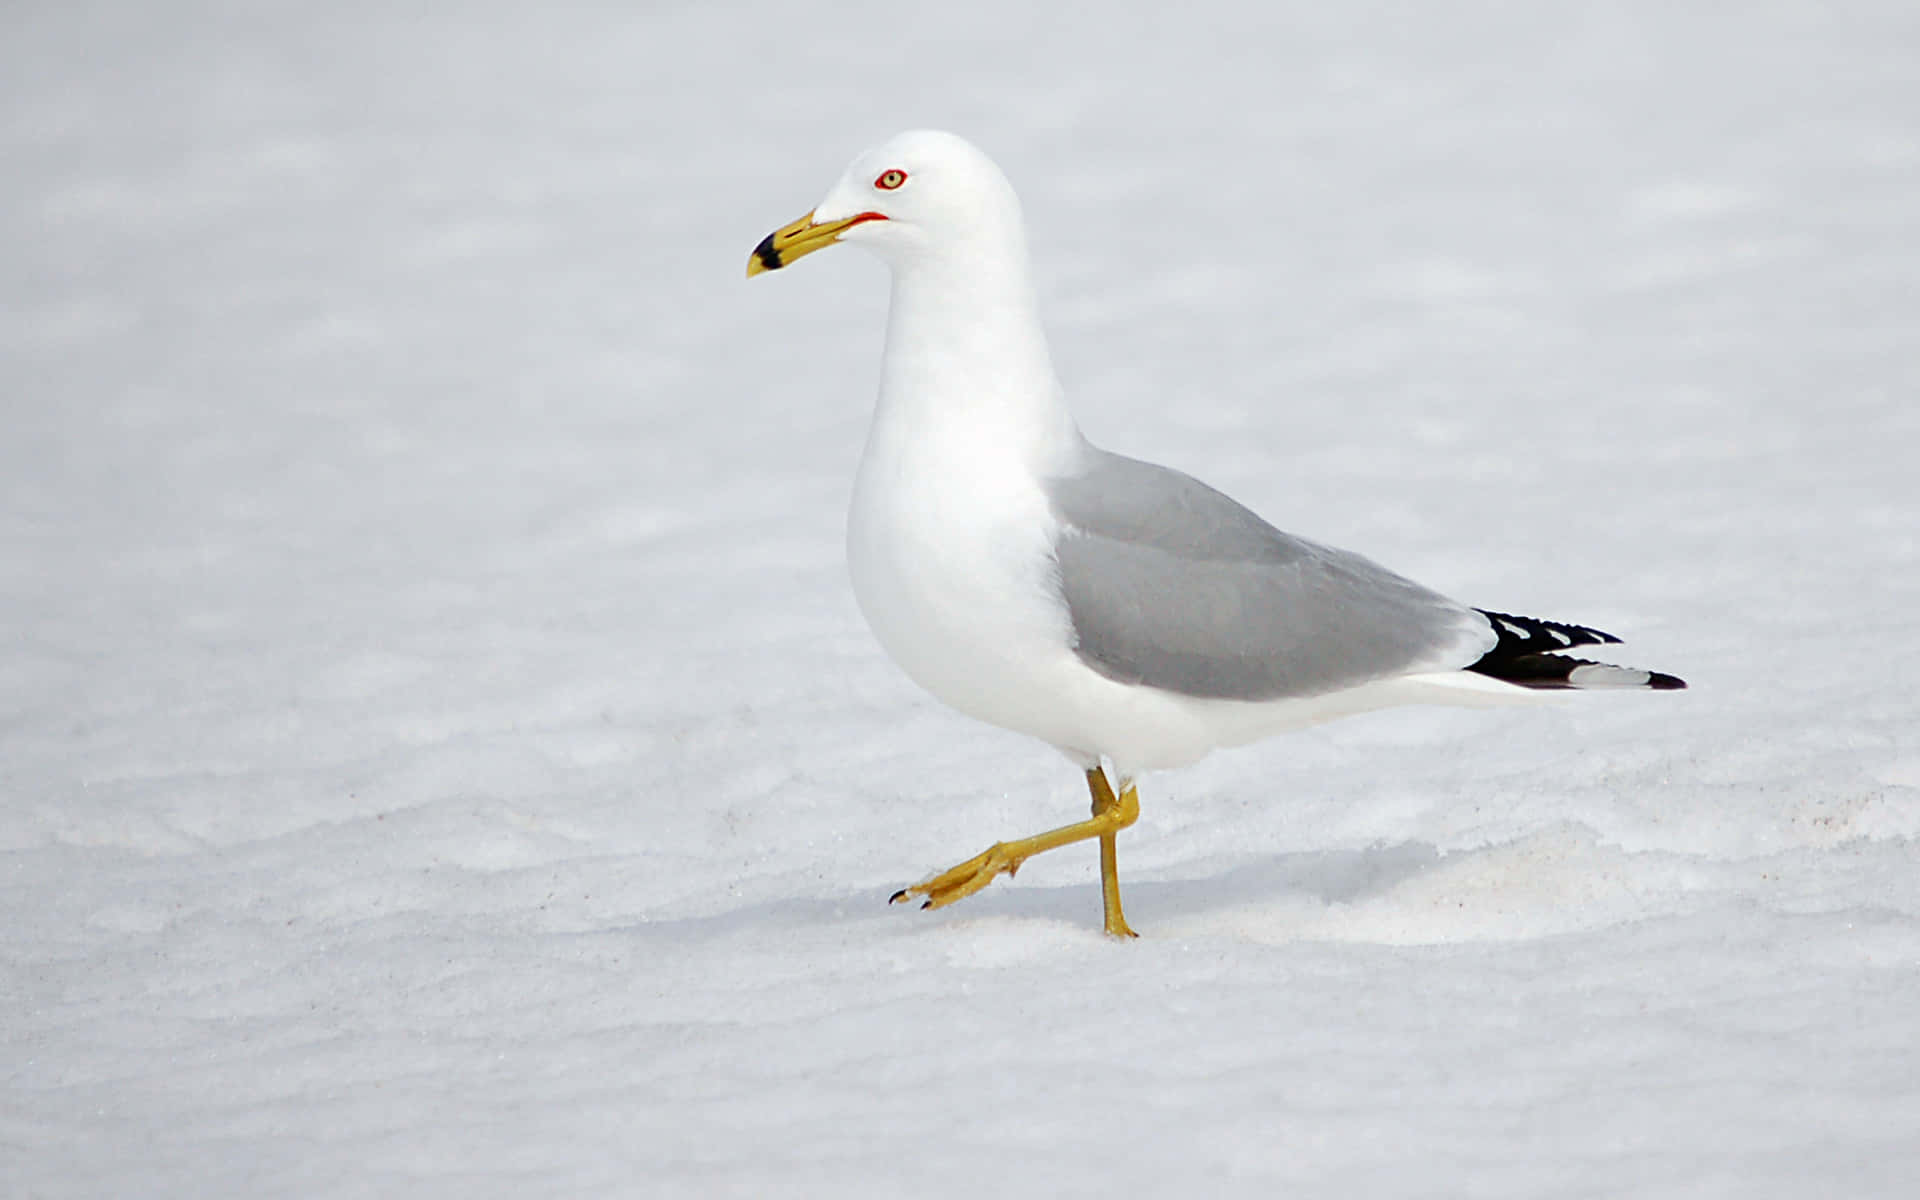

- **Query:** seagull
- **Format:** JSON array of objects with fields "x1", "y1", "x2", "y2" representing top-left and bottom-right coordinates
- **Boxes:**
[{"x1": 747, "y1": 130, "x2": 1683, "y2": 937}]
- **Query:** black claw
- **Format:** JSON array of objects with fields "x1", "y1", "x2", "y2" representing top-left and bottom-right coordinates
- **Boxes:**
[
  {"x1": 889, "y1": 888, "x2": 908, "y2": 905},
  {"x1": 920, "y1": 900, "x2": 931, "y2": 910}
]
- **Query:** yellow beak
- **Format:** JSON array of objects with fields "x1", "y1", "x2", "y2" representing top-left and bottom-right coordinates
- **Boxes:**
[{"x1": 747, "y1": 210, "x2": 885, "y2": 277}]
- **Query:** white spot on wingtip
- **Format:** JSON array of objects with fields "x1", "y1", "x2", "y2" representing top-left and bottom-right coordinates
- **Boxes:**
[{"x1": 1567, "y1": 663, "x2": 1652, "y2": 688}]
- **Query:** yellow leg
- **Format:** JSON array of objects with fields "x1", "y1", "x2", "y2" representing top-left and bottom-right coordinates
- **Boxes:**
[
  {"x1": 1087, "y1": 768, "x2": 1140, "y2": 938},
  {"x1": 889, "y1": 768, "x2": 1141, "y2": 937}
]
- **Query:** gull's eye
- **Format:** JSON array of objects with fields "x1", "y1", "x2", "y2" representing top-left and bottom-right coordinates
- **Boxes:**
[{"x1": 874, "y1": 169, "x2": 908, "y2": 191}]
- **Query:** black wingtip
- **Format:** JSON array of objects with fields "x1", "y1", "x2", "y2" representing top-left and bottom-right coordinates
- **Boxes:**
[
  {"x1": 1467, "y1": 652, "x2": 1687, "y2": 691},
  {"x1": 1468, "y1": 610, "x2": 1686, "y2": 692},
  {"x1": 1475, "y1": 609, "x2": 1622, "y2": 651}
]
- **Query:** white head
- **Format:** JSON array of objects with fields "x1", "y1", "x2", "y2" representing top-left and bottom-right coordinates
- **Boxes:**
[{"x1": 747, "y1": 130, "x2": 1027, "y2": 277}]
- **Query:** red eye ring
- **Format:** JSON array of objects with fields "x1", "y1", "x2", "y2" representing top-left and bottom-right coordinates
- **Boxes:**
[{"x1": 874, "y1": 169, "x2": 908, "y2": 191}]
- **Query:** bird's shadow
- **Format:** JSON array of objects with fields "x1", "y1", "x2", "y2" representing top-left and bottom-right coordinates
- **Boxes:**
[
  {"x1": 615, "y1": 842, "x2": 1443, "y2": 944},
  {"x1": 970, "y1": 839, "x2": 1443, "y2": 928}
]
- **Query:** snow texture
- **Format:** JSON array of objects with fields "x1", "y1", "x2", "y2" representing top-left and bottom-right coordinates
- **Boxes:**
[{"x1": 5, "y1": 2, "x2": 1919, "y2": 1196}]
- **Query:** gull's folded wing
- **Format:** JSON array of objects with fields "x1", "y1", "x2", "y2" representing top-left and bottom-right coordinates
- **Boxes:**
[{"x1": 1047, "y1": 451, "x2": 1495, "y2": 701}]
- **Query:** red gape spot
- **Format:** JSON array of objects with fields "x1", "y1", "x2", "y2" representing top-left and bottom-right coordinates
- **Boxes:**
[{"x1": 874, "y1": 169, "x2": 908, "y2": 190}]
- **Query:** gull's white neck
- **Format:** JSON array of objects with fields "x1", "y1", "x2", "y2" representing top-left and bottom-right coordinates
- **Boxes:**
[
  {"x1": 869, "y1": 238, "x2": 1084, "y2": 474},
  {"x1": 845, "y1": 219, "x2": 1090, "y2": 745}
]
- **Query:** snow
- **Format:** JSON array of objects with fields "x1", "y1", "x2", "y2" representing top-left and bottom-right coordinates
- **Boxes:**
[{"x1": 4, "y1": 2, "x2": 1918, "y2": 1196}]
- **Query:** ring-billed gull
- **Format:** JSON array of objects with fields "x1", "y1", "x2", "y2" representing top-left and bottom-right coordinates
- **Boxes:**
[{"x1": 748, "y1": 130, "x2": 1683, "y2": 937}]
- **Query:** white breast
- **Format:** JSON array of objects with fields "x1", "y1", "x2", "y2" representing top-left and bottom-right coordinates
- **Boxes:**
[{"x1": 846, "y1": 408, "x2": 1086, "y2": 749}]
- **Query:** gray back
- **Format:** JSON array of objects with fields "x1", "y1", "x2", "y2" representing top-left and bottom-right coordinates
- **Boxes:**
[{"x1": 1047, "y1": 451, "x2": 1490, "y2": 701}]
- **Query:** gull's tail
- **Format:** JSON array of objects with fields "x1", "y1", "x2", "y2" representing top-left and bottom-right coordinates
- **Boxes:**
[{"x1": 1466, "y1": 609, "x2": 1686, "y2": 691}]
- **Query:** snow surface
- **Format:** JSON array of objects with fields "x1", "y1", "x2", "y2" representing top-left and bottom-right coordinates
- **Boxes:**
[{"x1": 5, "y1": 2, "x2": 1919, "y2": 1196}]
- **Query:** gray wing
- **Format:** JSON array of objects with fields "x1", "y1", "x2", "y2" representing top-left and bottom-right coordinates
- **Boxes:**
[{"x1": 1047, "y1": 450, "x2": 1495, "y2": 701}]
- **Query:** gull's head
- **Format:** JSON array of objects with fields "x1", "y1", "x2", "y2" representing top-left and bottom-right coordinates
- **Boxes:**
[{"x1": 747, "y1": 130, "x2": 1023, "y2": 278}]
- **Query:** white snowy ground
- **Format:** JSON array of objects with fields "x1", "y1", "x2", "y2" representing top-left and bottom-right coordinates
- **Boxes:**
[{"x1": 5, "y1": 2, "x2": 1919, "y2": 1196}]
